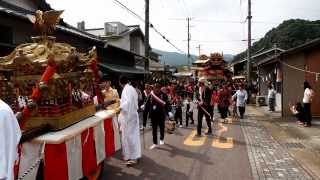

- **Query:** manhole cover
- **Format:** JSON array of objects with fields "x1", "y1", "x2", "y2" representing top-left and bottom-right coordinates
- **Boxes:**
[{"x1": 284, "y1": 142, "x2": 305, "y2": 149}]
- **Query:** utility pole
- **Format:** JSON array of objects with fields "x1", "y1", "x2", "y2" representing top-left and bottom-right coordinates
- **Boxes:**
[
  {"x1": 145, "y1": 0, "x2": 150, "y2": 72},
  {"x1": 187, "y1": 17, "x2": 191, "y2": 68},
  {"x1": 196, "y1": 44, "x2": 201, "y2": 56},
  {"x1": 246, "y1": 0, "x2": 252, "y2": 82}
]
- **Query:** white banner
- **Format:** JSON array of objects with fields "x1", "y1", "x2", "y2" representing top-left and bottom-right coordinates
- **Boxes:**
[
  {"x1": 18, "y1": 142, "x2": 42, "y2": 180},
  {"x1": 112, "y1": 116, "x2": 121, "y2": 151},
  {"x1": 66, "y1": 135, "x2": 83, "y2": 180},
  {"x1": 94, "y1": 122, "x2": 106, "y2": 164}
]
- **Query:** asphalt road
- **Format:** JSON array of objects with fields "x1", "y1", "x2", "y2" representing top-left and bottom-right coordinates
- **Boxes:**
[{"x1": 100, "y1": 111, "x2": 253, "y2": 180}]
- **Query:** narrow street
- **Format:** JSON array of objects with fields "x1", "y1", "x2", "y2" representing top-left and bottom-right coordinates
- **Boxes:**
[{"x1": 101, "y1": 107, "x2": 314, "y2": 180}]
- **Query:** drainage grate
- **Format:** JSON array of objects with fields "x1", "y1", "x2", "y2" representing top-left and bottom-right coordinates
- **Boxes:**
[{"x1": 284, "y1": 142, "x2": 305, "y2": 149}]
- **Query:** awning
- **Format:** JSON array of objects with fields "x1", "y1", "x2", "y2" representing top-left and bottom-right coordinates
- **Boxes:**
[
  {"x1": 149, "y1": 60, "x2": 165, "y2": 71},
  {"x1": 191, "y1": 66, "x2": 205, "y2": 71},
  {"x1": 99, "y1": 63, "x2": 149, "y2": 74},
  {"x1": 193, "y1": 59, "x2": 209, "y2": 64},
  {"x1": 232, "y1": 75, "x2": 246, "y2": 80},
  {"x1": 173, "y1": 72, "x2": 193, "y2": 77}
]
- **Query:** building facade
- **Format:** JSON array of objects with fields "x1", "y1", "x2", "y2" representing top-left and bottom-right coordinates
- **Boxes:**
[
  {"x1": 85, "y1": 22, "x2": 145, "y2": 57},
  {"x1": 257, "y1": 39, "x2": 320, "y2": 117}
]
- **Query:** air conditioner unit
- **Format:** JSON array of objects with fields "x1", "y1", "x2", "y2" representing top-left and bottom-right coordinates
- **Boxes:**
[{"x1": 256, "y1": 96, "x2": 267, "y2": 106}]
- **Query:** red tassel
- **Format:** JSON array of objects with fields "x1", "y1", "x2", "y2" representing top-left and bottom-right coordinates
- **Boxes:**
[
  {"x1": 90, "y1": 59, "x2": 98, "y2": 72},
  {"x1": 31, "y1": 87, "x2": 41, "y2": 101},
  {"x1": 40, "y1": 65, "x2": 56, "y2": 84},
  {"x1": 19, "y1": 106, "x2": 30, "y2": 129},
  {"x1": 90, "y1": 59, "x2": 103, "y2": 104}
]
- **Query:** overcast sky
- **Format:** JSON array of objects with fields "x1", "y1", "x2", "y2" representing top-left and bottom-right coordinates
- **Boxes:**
[{"x1": 47, "y1": 0, "x2": 320, "y2": 55}]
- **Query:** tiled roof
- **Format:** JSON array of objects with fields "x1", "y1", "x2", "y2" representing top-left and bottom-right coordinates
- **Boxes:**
[
  {"x1": 231, "y1": 47, "x2": 285, "y2": 65},
  {"x1": 0, "y1": 5, "x2": 103, "y2": 44}
]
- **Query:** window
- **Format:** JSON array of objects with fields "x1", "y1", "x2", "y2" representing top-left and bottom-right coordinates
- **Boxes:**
[{"x1": 130, "y1": 36, "x2": 140, "y2": 54}]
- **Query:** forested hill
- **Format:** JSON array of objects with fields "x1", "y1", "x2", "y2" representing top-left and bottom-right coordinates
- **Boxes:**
[
  {"x1": 154, "y1": 49, "x2": 234, "y2": 66},
  {"x1": 234, "y1": 19, "x2": 320, "y2": 61}
]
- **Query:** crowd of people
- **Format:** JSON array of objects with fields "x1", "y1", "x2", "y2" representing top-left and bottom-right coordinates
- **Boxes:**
[
  {"x1": 116, "y1": 78, "x2": 314, "y2": 168},
  {"x1": 1, "y1": 74, "x2": 314, "y2": 176},
  {"x1": 111, "y1": 76, "x2": 251, "y2": 166},
  {"x1": 138, "y1": 77, "x2": 250, "y2": 142}
]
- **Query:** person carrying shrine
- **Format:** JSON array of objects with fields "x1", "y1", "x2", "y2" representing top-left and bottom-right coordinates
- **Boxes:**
[
  {"x1": 101, "y1": 80, "x2": 120, "y2": 110},
  {"x1": 118, "y1": 76, "x2": 141, "y2": 166},
  {"x1": 0, "y1": 99, "x2": 21, "y2": 180}
]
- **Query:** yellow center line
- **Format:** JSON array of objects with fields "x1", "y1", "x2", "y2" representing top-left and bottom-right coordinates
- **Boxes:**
[
  {"x1": 183, "y1": 130, "x2": 207, "y2": 146},
  {"x1": 212, "y1": 122, "x2": 234, "y2": 149},
  {"x1": 212, "y1": 137, "x2": 234, "y2": 149},
  {"x1": 183, "y1": 121, "x2": 234, "y2": 149},
  {"x1": 227, "y1": 117, "x2": 233, "y2": 124}
]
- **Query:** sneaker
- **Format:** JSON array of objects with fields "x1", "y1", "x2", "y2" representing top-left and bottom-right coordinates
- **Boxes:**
[
  {"x1": 304, "y1": 123, "x2": 311, "y2": 127},
  {"x1": 149, "y1": 144, "x2": 157, "y2": 150},
  {"x1": 159, "y1": 140, "x2": 165, "y2": 145},
  {"x1": 126, "y1": 160, "x2": 137, "y2": 166},
  {"x1": 205, "y1": 132, "x2": 213, "y2": 136},
  {"x1": 179, "y1": 125, "x2": 183, "y2": 128},
  {"x1": 140, "y1": 126, "x2": 145, "y2": 130}
]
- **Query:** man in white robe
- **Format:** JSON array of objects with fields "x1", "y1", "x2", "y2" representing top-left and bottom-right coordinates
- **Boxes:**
[
  {"x1": 0, "y1": 99, "x2": 21, "y2": 180},
  {"x1": 118, "y1": 76, "x2": 141, "y2": 166}
]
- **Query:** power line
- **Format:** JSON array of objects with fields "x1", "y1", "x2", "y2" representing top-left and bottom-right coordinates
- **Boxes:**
[
  {"x1": 112, "y1": 0, "x2": 186, "y2": 54},
  {"x1": 169, "y1": 18, "x2": 280, "y2": 24},
  {"x1": 113, "y1": 0, "x2": 144, "y2": 22},
  {"x1": 173, "y1": 38, "x2": 263, "y2": 44}
]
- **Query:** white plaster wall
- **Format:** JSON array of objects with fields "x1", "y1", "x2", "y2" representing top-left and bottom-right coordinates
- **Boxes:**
[
  {"x1": 108, "y1": 35, "x2": 130, "y2": 51},
  {"x1": 139, "y1": 39, "x2": 145, "y2": 56}
]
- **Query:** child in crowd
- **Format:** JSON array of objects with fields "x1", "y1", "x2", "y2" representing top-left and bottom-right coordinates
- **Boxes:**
[
  {"x1": 173, "y1": 94, "x2": 183, "y2": 127},
  {"x1": 290, "y1": 102, "x2": 304, "y2": 125},
  {"x1": 185, "y1": 95, "x2": 195, "y2": 126}
]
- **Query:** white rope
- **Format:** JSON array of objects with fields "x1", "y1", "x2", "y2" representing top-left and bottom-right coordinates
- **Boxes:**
[
  {"x1": 18, "y1": 142, "x2": 46, "y2": 180},
  {"x1": 281, "y1": 61, "x2": 320, "y2": 75},
  {"x1": 83, "y1": 128, "x2": 90, "y2": 145}
]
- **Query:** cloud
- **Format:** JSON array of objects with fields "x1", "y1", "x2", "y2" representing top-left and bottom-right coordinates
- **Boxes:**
[{"x1": 47, "y1": 0, "x2": 320, "y2": 55}]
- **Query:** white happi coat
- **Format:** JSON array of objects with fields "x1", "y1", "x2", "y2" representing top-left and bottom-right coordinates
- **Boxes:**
[
  {"x1": 118, "y1": 84, "x2": 141, "y2": 160},
  {"x1": 0, "y1": 100, "x2": 21, "y2": 180}
]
